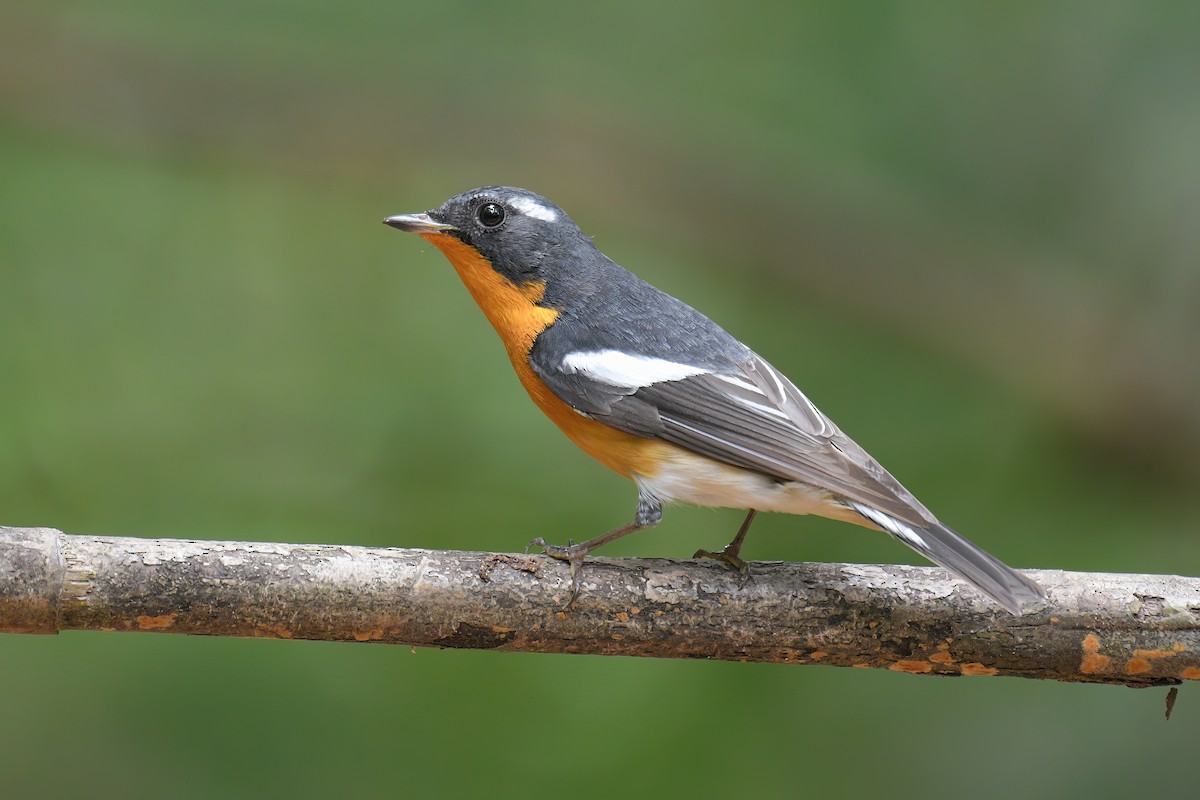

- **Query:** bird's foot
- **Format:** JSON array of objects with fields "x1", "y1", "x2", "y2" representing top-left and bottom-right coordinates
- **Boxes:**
[
  {"x1": 526, "y1": 537, "x2": 588, "y2": 606},
  {"x1": 693, "y1": 545, "x2": 751, "y2": 586}
]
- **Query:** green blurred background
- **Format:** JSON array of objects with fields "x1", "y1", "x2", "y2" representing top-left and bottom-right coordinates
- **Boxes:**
[{"x1": 2, "y1": 2, "x2": 1198, "y2": 797}]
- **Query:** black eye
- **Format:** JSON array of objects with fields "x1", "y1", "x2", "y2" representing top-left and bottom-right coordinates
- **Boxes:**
[{"x1": 477, "y1": 202, "x2": 505, "y2": 228}]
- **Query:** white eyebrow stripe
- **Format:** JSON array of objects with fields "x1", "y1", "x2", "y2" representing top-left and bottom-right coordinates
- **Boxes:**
[
  {"x1": 561, "y1": 350, "x2": 707, "y2": 388},
  {"x1": 508, "y1": 196, "x2": 558, "y2": 222}
]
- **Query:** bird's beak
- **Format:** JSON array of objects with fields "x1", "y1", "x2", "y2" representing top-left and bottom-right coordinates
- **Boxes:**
[{"x1": 382, "y1": 213, "x2": 456, "y2": 234}]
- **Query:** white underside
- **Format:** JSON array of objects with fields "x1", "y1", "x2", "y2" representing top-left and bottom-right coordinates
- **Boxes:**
[{"x1": 633, "y1": 447, "x2": 836, "y2": 518}]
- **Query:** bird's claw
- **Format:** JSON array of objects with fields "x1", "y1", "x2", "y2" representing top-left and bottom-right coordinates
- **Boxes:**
[
  {"x1": 693, "y1": 546, "x2": 751, "y2": 587},
  {"x1": 527, "y1": 538, "x2": 588, "y2": 606}
]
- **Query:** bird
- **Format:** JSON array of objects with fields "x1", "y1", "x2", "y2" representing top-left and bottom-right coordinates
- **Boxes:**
[{"x1": 383, "y1": 186, "x2": 1044, "y2": 613}]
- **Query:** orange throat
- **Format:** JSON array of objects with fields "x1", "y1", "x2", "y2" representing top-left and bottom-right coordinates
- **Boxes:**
[
  {"x1": 420, "y1": 233, "x2": 558, "y2": 363},
  {"x1": 421, "y1": 232, "x2": 661, "y2": 479}
]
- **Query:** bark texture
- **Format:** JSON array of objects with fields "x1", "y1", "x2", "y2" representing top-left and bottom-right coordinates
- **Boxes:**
[{"x1": 2, "y1": 526, "x2": 1197, "y2": 687}]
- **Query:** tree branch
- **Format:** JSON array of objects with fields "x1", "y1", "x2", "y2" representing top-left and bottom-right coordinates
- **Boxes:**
[{"x1": 2, "y1": 526, "x2": 1197, "y2": 687}]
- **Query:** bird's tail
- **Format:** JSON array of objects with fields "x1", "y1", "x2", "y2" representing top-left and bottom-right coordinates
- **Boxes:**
[{"x1": 851, "y1": 504, "x2": 1044, "y2": 614}]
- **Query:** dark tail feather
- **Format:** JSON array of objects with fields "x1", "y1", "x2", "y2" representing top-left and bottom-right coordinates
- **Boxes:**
[{"x1": 852, "y1": 504, "x2": 1044, "y2": 613}]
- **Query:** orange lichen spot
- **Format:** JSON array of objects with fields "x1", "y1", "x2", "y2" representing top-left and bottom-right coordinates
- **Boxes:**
[
  {"x1": 1125, "y1": 658, "x2": 1151, "y2": 675},
  {"x1": 1080, "y1": 633, "x2": 1111, "y2": 674},
  {"x1": 961, "y1": 663, "x2": 998, "y2": 676},
  {"x1": 1124, "y1": 647, "x2": 1178, "y2": 674},
  {"x1": 491, "y1": 626, "x2": 512, "y2": 634},
  {"x1": 353, "y1": 629, "x2": 384, "y2": 642},
  {"x1": 630, "y1": 607, "x2": 641, "y2": 615},
  {"x1": 809, "y1": 651, "x2": 828, "y2": 661},
  {"x1": 1174, "y1": 642, "x2": 1186, "y2": 653},
  {"x1": 135, "y1": 613, "x2": 177, "y2": 630},
  {"x1": 1132, "y1": 648, "x2": 1175, "y2": 660},
  {"x1": 891, "y1": 660, "x2": 933, "y2": 674},
  {"x1": 1181, "y1": 667, "x2": 1200, "y2": 681},
  {"x1": 929, "y1": 651, "x2": 956, "y2": 666},
  {"x1": 614, "y1": 612, "x2": 630, "y2": 622},
  {"x1": 853, "y1": 663, "x2": 870, "y2": 669}
]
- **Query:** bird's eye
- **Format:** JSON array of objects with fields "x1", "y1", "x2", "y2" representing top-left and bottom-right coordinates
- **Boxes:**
[{"x1": 477, "y1": 202, "x2": 505, "y2": 228}]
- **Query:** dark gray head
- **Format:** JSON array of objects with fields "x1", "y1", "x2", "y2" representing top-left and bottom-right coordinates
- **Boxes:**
[{"x1": 384, "y1": 186, "x2": 595, "y2": 287}]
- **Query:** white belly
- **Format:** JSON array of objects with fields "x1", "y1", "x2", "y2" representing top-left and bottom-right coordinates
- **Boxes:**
[{"x1": 633, "y1": 446, "x2": 835, "y2": 518}]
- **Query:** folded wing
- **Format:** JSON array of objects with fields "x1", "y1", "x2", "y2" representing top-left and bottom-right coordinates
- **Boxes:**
[{"x1": 534, "y1": 345, "x2": 935, "y2": 528}]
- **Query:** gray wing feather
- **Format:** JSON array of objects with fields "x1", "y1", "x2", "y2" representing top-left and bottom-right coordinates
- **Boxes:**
[
  {"x1": 633, "y1": 355, "x2": 935, "y2": 527},
  {"x1": 531, "y1": 342, "x2": 1044, "y2": 612},
  {"x1": 532, "y1": 343, "x2": 935, "y2": 528}
]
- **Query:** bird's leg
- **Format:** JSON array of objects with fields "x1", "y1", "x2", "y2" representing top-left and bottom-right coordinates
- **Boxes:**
[
  {"x1": 528, "y1": 498, "x2": 662, "y2": 606},
  {"x1": 694, "y1": 509, "x2": 757, "y2": 578}
]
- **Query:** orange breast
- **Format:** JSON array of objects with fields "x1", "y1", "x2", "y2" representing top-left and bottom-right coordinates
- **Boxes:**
[{"x1": 422, "y1": 233, "x2": 661, "y2": 479}]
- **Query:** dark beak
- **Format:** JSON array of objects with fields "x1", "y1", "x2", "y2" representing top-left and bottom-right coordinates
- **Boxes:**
[{"x1": 382, "y1": 213, "x2": 456, "y2": 233}]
